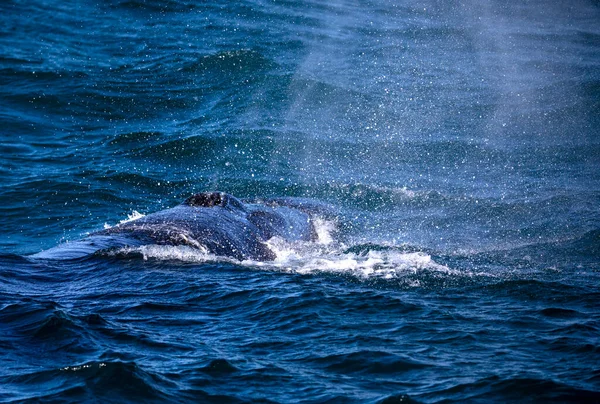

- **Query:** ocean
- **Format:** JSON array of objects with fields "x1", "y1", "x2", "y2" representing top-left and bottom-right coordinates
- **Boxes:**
[{"x1": 0, "y1": 0, "x2": 599, "y2": 402}]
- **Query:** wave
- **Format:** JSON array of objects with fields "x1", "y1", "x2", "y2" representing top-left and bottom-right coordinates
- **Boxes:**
[
  {"x1": 108, "y1": 0, "x2": 198, "y2": 13},
  {"x1": 1, "y1": 360, "x2": 172, "y2": 403},
  {"x1": 457, "y1": 229, "x2": 600, "y2": 272},
  {"x1": 305, "y1": 350, "x2": 433, "y2": 375},
  {"x1": 0, "y1": 300, "x2": 101, "y2": 341},
  {"x1": 0, "y1": 66, "x2": 89, "y2": 83},
  {"x1": 417, "y1": 376, "x2": 600, "y2": 403},
  {"x1": 379, "y1": 394, "x2": 422, "y2": 404},
  {"x1": 179, "y1": 49, "x2": 275, "y2": 76}
]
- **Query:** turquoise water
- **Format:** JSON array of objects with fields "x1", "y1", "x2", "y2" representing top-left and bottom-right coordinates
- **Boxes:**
[{"x1": 0, "y1": 0, "x2": 599, "y2": 402}]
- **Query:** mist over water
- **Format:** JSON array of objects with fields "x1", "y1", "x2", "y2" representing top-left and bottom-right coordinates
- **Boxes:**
[{"x1": 1, "y1": 0, "x2": 599, "y2": 402}]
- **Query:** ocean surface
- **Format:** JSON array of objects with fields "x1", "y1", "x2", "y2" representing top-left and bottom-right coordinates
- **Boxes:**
[{"x1": 1, "y1": 0, "x2": 599, "y2": 402}]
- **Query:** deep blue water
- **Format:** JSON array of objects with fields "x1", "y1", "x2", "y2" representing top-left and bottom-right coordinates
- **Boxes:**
[{"x1": 1, "y1": 0, "x2": 600, "y2": 402}]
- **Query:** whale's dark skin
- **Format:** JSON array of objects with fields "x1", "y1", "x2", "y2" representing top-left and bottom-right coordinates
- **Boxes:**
[{"x1": 34, "y1": 192, "x2": 324, "y2": 261}]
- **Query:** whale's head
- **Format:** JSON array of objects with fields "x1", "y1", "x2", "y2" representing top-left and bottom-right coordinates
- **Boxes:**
[{"x1": 183, "y1": 192, "x2": 246, "y2": 212}]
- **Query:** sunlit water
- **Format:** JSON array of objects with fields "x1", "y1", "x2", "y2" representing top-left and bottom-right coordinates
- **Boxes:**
[{"x1": 1, "y1": 0, "x2": 599, "y2": 402}]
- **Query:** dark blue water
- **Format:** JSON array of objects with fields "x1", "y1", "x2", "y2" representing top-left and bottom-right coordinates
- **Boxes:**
[{"x1": 1, "y1": 0, "x2": 599, "y2": 402}]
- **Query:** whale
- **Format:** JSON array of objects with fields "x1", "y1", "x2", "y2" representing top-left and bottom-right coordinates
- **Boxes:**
[{"x1": 33, "y1": 192, "x2": 332, "y2": 261}]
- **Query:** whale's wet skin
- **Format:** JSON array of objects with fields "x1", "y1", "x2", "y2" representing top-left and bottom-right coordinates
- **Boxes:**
[{"x1": 34, "y1": 192, "x2": 329, "y2": 261}]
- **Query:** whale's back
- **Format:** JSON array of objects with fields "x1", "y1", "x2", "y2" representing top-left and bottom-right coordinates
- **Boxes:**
[{"x1": 31, "y1": 193, "x2": 324, "y2": 261}]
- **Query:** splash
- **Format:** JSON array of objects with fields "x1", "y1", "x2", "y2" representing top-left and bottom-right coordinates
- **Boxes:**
[
  {"x1": 120, "y1": 244, "x2": 211, "y2": 262},
  {"x1": 263, "y1": 242, "x2": 453, "y2": 280},
  {"x1": 103, "y1": 210, "x2": 146, "y2": 229},
  {"x1": 102, "y1": 213, "x2": 454, "y2": 281},
  {"x1": 109, "y1": 241, "x2": 452, "y2": 284},
  {"x1": 109, "y1": 240, "x2": 452, "y2": 284}
]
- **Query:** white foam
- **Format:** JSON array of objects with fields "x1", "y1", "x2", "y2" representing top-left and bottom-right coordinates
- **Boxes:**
[
  {"x1": 370, "y1": 184, "x2": 418, "y2": 199},
  {"x1": 99, "y1": 215, "x2": 454, "y2": 282},
  {"x1": 264, "y1": 246, "x2": 454, "y2": 279},
  {"x1": 103, "y1": 236, "x2": 450, "y2": 280},
  {"x1": 111, "y1": 244, "x2": 216, "y2": 262},
  {"x1": 121, "y1": 210, "x2": 145, "y2": 224},
  {"x1": 103, "y1": 210, "x2": 146, "y2": 229},
  {"x1": 312, "y1": 217, "x2": 336, "y2": 245}
]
